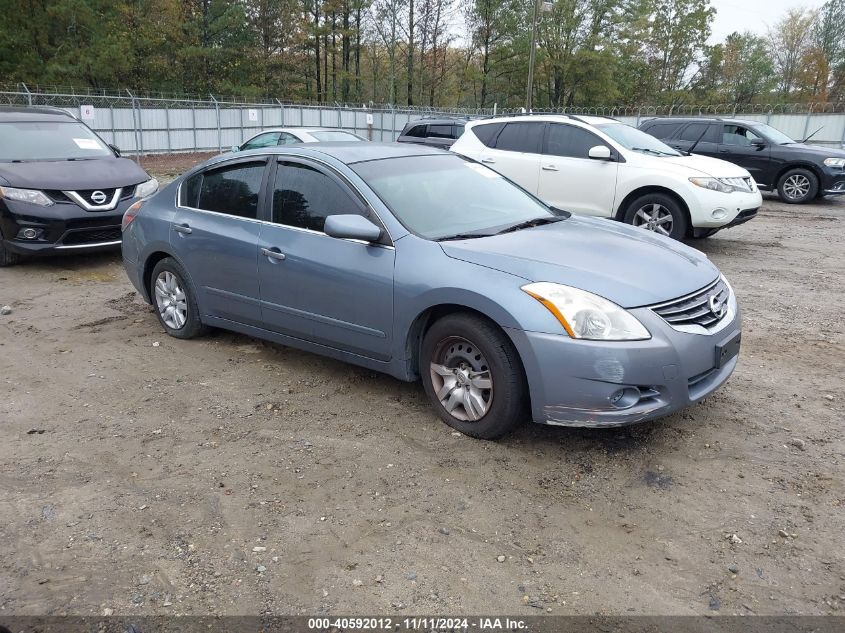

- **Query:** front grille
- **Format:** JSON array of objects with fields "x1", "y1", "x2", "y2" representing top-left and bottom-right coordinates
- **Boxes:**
[
  {"x1": 651, "y1": 279, "x2": 730, "y2": 330},
  {"x1": 62, "y1": 227, "x2": 122, "y2": 245}
]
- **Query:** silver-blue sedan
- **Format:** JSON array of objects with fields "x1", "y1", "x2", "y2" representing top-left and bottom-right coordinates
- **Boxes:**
[{"x1": 121, "y1": 143, "x2": 741, "y2": 439}]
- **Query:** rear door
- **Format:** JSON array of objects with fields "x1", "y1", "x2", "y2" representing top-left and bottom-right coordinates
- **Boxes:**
[
  {"x1": 172, "y1": 158, "x2": 268, "y2": 327},
  {"x1": 477, "y1": 121, "x2": 545, "y2": 194},
  {"x1": 537, "y1": 122, "x2": 618, "y2": 216},
  {"x1": 257, "y1": 158, "x2": 395, "y2": 360},
  {"x1": 425, "y1": 123, "x2": 459, "y2": 148},
  {"x1": 716, "y1": 124, "x2": 771, "y2": 184}
]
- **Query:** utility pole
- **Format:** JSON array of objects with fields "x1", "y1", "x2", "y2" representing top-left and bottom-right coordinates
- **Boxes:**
[{"x1": 526, "y1": 0, "x2": 540, "y2": 111}]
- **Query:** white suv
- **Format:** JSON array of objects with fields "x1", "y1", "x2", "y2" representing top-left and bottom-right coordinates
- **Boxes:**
[{"x1": 450, "y1": 115, "x2": 763, "y2": 240}]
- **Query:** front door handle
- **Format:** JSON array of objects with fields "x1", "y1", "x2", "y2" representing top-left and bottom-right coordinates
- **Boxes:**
[
  {"x1": 542, "y1": 164, "x2": 559, "y2": 171},
  {"x1": 719, "y1": 149, "x2": 730, "y2": 153},
  {"x1": 261, "y1": 247, "x2": 286, "y2": 261},
  {"x1": 172, "y1": 224, "x2": 192, "y2": 235},
  {"x1": 481, "y1": 158, "x2": 496, "y2": 164}
]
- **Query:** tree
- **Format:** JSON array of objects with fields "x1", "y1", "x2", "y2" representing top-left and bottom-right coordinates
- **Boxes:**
[{"x1": 768, "y1": 8, "x2": 817, "y2": 97}]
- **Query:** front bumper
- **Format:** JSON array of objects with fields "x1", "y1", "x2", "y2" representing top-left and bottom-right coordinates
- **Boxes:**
[
  {"x1": 821, "y1": 168, "x2": 845, "y2": 195},
  {"x1": 0, "y1": 196, "x2": 134, "y2": 256},
  {"x1": 685, "y1": 186, "x2": 762, "y2": 228},
  {"x1": 506, "y1": 304, "x2": 741, "y2": 427}
]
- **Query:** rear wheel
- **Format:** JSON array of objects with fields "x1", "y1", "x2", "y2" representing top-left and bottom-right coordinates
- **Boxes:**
[
  {"x1": 623, "y1": 193, "x2": 688, "y2": 240},
  {"x1": 420, "y1": 313, "x2": 527, "y2": 439},
  {"x1": 149, "y1": 257, "x2": 208, "y2": 339},
  {"x1": 777, "y1": 168, "x2": 818, "y2": 204}
]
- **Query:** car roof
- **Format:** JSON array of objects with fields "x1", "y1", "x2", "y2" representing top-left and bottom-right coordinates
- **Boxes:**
[
  {"x1": 0, "y1": 106, "x2": 77, "y2": 122},
  {"x1": 250, "y1": 127, "x2": 360, "y2": 135},
  {"x1": 220, "y1": 142, "x2": 448, "y2": 167},
  {"x1": 465, "y1": 114, "x2": 619, "y2": 129},
  {"x1": 643, "y1": 116, "x2": 760, "y2": 126}
]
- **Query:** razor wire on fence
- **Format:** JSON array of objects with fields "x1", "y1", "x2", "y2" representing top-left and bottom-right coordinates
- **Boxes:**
[{"x1": 3, "y1": 83, "x2": 844, "y2": 154}]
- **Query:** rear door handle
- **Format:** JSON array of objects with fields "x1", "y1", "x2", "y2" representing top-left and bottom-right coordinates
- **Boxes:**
[
  {"x1": 542, "y1": 164, "x2": 559, "y2": 171},
  {"x1": 261, "y1": 247, "x2": 286, "y2": 261},
  {"x1": 481, "y1": 158, "x2": 496, "y2": 164},
  {"x1": 172, "y1": 224, "x2": 192, "y2": 235},
  {"x1": 719, "y1": 149, "x2": 730, "y2": 153}
]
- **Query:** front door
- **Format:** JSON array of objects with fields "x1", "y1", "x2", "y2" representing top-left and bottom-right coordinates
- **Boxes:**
[
  {"x1": 171, "y1": 158, "x2": 268, "y2": 327},
  {"x1": 717, "y1": 124, "x2": 771, "y2": 185},
  {"x1": 477, "y1": 121, "x2": 545, "y2": 194},
  {"x1": 537, "y1": 123, "x2": 618, "y2": 216},
  {"x1": 257, "y1": 158, "x2": 395, "y2": 361}
]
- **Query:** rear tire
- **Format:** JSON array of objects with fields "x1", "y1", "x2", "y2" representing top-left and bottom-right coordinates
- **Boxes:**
[
  {"x1": 149, "y1": 257, "x2": 209, "y2": 339},
  {"x1": 622, "y1": 193, "x2": 688, "y2": 240},
  {"x1": 777, "y1": 168, "x2": 818, "y2": 204},
  {"x1": 0, "y1": 240, "x2": 20, "y2": 267},
  {"x1": 420, "y1": 313, "x2": 527, "y2": 439}
]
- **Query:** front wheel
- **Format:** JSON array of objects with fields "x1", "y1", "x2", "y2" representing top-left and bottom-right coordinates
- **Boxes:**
[
  {"x1": 777, "y1": 168, "x2": 818, "y2": 204},
  {"x1": 622, "y1": 193, "x2": 688, "y2": 240},
  {"x1": 150, "y1": 257, "x2": 208, "y2": 339},
  {"x1": 420, "y1": 313, "x2": 527, "y2": 439},
  {"x1": 0, "y1": 240, "x2": 20, "y2": 267}
]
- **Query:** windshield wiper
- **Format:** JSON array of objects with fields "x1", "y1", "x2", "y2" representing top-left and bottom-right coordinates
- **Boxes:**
[
  {"x1": 436, "y1": 231, "x2": 497, "y2": 242},
  {"x1": 494, "y1": 216, "x2": 563, "y2": 235},
  {"x1": 631, "y1": 147, "x2": 672, "y2": 156}
]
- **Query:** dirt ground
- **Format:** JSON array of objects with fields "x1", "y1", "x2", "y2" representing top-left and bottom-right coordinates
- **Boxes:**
[{"x1": 1, "y1": 165, "x2": 843, "y2": 617}]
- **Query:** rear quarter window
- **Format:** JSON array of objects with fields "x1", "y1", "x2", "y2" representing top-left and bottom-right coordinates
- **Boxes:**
[{"x1": 471, "y1": 122, "x2": 505, "y2": 148}]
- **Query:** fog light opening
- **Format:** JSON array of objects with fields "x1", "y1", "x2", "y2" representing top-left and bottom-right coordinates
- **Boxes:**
[
  {"x1": 18, "y1": 227, "x2": 42, "y2": 240},
  {"x1": 711, "y1": 208, "x2": 728, "y2": 220},
  {"x1": 609, "y1": 387, "x2": 641, "y2": 409}
]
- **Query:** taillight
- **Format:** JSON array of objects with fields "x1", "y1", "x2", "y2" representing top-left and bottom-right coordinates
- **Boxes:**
[{"x1": 121, "y1": 200, "x2": 144, "y2": 232}]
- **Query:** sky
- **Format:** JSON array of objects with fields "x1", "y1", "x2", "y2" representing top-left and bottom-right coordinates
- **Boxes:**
[{"x1": 708, "y1": 0, "x2": 830, "y2": 43}]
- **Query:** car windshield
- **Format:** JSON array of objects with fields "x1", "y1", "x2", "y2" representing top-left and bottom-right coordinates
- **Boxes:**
[
  {"x1": 353, "y1": 154, "x2": 557, "y2": 240},
  {"x1": 310, "y1": 130, "x2": 365, "y2": 142},
  {"x1": 597, "y1": 123, "x2": 681, "y2": 156},
  {"x1": 0, "y1": 120, "x2": 112, "y2": 161},
  {"x1": 752, "y1": 123, "x2": 796, "y2": 145}
]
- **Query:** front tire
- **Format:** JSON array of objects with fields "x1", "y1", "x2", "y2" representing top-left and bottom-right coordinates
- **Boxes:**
[
  {"x1": 420, "y1": 313, "x2": 527, "y2": 439},
  {"x1": 622, "y1": 193, "x2": 688, "y2": 240},
  {"x1": 777, "y1": 168, "x2": 818, "y2": 204},
  {"x1": 0, "y1": 240, "x2": 20, "y2": 267},
  {"x1": 149, "y1": 257, "x2": 208, "y2": 339}
]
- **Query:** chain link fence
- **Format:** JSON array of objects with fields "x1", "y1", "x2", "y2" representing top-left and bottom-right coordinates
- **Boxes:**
[{"x1": 3, "y1": 84, "x2": 844, "y2": 153}]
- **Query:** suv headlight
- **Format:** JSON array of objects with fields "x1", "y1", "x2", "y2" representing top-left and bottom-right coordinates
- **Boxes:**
[
  {"x1": 134, "y1": 178, "x2": 159, "y2": 199},
  {"x1": 689, "y1": 177, "x2": 739, "y2": 194},
  {"x1": 824, "y1": 157, "x2": 845, "y2": 168},
  {"x1": 522, "y1": 282, "x2": 650, "y2": 341},
  {"x1": 0, "y1": 186, "x2": 54, "y2": 207}
]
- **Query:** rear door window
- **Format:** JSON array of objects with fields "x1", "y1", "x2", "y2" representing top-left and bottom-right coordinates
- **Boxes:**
[
  {"x1": 428, "y1": 124, "x2": 454, "y2": 139},
  {"x1": 678, "y1": 122, "x2": 711, "y2": 142},
  {"x1": 182, "y1": 161, "x2": 266, "y2": 220},
  {"x1": 647, "y1": 121, "x2": 685, "y2": 139},
  {"x1": 494, "y1": 122, "x2": 544, "y2": 153}
]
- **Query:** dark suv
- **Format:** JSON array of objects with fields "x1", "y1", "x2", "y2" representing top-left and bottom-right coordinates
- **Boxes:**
[
  {"x1": 0, "y1": 106, "x2": 158, "y2": 265},
  {"x1": 639, "y1": 117, "x2": 845, "y2": 204},
  {"x1": 396, "y1": 117, "x2": 468, "y2": 148}
]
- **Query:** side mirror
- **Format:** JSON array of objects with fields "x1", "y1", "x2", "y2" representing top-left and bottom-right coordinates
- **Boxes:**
[
  {"x1": 588, "y1": 145, "x2": 612, "y2": 160},
  {"x1": 231, "y1": 145, "x2": 241, "y2": 153},
  {"x1": 750, "y1": 138, "x2": 767, "y2": 148},
  {"x1": 324, "y1": 214, "x2": 382, "y2": 242},
  {"x1": 109, "y1": 144, "x2": 121, "y2": 157}
]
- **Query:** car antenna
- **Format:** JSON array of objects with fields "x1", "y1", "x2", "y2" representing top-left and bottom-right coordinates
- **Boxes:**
[
  {"x1": 801, "y1": 126, "x2": 823, "y2": 143},
  {"x1": 686, "y1": 124, "x2": 710, "y2": 155}
]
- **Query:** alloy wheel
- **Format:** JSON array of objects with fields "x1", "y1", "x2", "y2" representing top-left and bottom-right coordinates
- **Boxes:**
[
  {"x1": 632, "y1": 203, "x2": 673, "y2": 236},
  {"x1": 154, "y1": 271, "x2": 188, "y2": 330},
  {"x1": 429, "y1": 336, "x2": 493, "y2": 422},
  {"x1": 783, "y1": 174, "x2": 811, "y2": 200}
]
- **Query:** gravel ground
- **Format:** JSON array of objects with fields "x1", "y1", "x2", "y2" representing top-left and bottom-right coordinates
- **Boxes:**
[{"x1": 0, "y1": 168, "x2": 843, "y2": 617}]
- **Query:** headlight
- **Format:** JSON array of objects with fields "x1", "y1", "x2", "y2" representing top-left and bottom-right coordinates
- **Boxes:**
[
  {"x1": 134, "y1": 178, "x2": 159, "y2": 199},
  {"x1": 824, "y1": 157, "x2": 845, "y2": 168},
  {"x1": 689, "y1": 177, "x2": 736, "y2": 194},
  {"x1": 522, "y1": 282, "x2": 650, "y2": 341},
  {"x1": 0, "y1": 186, "x2": 54, "y2": 206}
]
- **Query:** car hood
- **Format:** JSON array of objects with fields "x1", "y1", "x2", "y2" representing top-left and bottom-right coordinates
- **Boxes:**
[
  {"x1": 644, "y1": 153, "x2": 752, "y2": 178},
  {"x1": 778, "y1": 142, "x2": 845, "y2": 158},
  {"x1": 0, "y1": 157, "x2": 149, "y2": 190},
  {"x1": 440, "y1": 216, "x2": 719, "y2": 308}
]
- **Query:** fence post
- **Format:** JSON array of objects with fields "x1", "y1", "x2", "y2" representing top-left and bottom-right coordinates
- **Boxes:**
[
  {"x1": 191, "y1": 104, "x2": 198, "y2": 152},
  {"x1": 126, "y1": 89, "x2": 141, "y2": 163},
  {"x1": 336, "y1": 102, "x2": 342, "y2": 129},
  {"x1": 801, "y1": 104, "x2": 814, "y2": 141},
  {"x1": 238, "y1": 104, "x2": 244, "y2": 143},
  {"x1": 391, "y1": 106, "x2": 396, "y2": 142},
  {"x1": 110, "y1": 104, "x2": 116, "y2": 148},
  {"x1": 20, "y1": 83, "x2": 32, "y2": 106},
  {"x1": 211, "y1": 95, "x2": 221, "y2": 153},
  {"x1": 165, "y1": 102, "x2": 172, "y2": 154},
  {"x1": 276, "y1": 99, "x2": 284, "y2": 127}
]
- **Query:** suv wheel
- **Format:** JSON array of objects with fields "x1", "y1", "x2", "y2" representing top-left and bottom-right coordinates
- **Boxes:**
[
  {"x1": 777, "y1": 168, "x2": 818, "y2": 204},
  {"x1": 150, "y1": 257, "x2": 209, "y2": 339},
  {"x1": 623, "y1": 193, "x2": 688, "y2": 240},
  {"x1": 420, "y1": 313, "x2": 527, "y2": 439}
]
